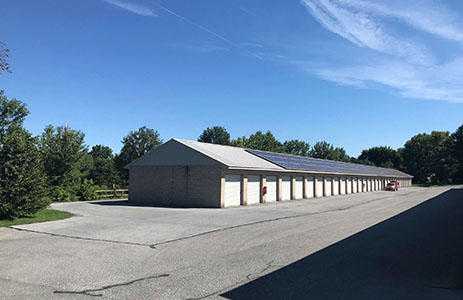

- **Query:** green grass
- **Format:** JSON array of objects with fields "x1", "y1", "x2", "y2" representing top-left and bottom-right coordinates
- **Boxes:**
[{"x1": 0, "y1": 209, "x2": 72, "y2": 227}]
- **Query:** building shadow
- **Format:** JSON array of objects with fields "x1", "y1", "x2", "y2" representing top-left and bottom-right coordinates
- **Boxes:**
[
  {"x1": 221, "y1": 188, "x2": 463, "y2": 300},
  {"x1": 89, "y1": 199, "x2": 219, "y2": 209}
]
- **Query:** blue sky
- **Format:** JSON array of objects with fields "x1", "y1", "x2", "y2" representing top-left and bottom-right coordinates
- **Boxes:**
[{"x1": 1, "y1": 0, "x2": 463, "y2": 156}]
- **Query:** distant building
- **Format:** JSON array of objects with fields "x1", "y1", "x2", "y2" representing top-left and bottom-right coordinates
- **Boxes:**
[{"x1": 127, "y1": 139, "x2": 413, "y2": 208}]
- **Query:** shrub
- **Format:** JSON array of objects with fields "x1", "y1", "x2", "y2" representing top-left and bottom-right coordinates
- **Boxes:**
[
  {"x1": 76, "y1": 180, "x2": 98, "y2": 201},
  {"x1": 50, "y1": 185, "x2": 75, "y2": 202},
  {"x1": 0, "y1": 127, "x2": 50, "y2": 219}
]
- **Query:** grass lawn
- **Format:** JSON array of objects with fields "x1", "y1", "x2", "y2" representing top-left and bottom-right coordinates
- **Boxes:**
[{"x1": 0, "y1": 209, "x2": 72, "y2": 227}]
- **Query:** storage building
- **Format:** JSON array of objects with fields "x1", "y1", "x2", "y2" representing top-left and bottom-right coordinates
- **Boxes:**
[{"x1": 127, "y1": 139, "x2": 413, "y2": 208}]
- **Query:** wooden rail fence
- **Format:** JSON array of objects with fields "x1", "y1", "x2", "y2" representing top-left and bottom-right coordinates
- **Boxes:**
[{"x1": 95, "y1": 189, "x2": 128, "y2": 199}]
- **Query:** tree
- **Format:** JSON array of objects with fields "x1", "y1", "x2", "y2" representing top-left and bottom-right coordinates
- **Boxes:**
[
  {"x1": 401, "y1": 131, "x2": 453, "y2": 184},
  {"x1": 39, "y1": 125, "x2": 90, "y2": 200},
  {"x1": 89, "y1": 145, "x2": 119, "y2": 188},
  {"x1": 449, "y1": 125, "x2": 463, "y2": 183},
  {"x1": 0, "y1": 42, "x2": 9, "y2": 74},
  {"x1": 358, "y1": 146, "x2": 402, "y2": 169},
  {"x1": 0, "y1": 92, "x2": 49, "y2": 218},
  {"x1": 230, "y1": 136, "x2": 248, "y2": 148},
  {"x1": 283, "y1": 139, "x2": 311, "y2": 156},
  {"x1": 311, "y1": 141, "x2": 350, "y2": 161},
  {"x1": 116, "y1": 126, "x2": 162, "y2": 183},
  {"x1": 198, "y1": 126, "x2": 230, "y2": 145},
  {"x1": 241, "y1": 131, "x2": 283, "y2": 152}
]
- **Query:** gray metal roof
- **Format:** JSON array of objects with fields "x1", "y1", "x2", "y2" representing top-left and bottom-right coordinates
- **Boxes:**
[
  {"x1": 174, "y1": 139, "x2": 285, "y2": 171},
  {"x1": 132, "y1": 138, "x2": 412, "y2": 178}
]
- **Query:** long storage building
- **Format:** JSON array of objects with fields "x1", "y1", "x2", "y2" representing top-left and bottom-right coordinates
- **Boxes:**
[{"x1": 127, "y1": 138, "x2": 413, "y2": 208}]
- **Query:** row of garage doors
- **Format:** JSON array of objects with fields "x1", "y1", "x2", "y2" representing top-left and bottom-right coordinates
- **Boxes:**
[{"x1": 223, "y1": 175, "x2": 410, "y2": 208}]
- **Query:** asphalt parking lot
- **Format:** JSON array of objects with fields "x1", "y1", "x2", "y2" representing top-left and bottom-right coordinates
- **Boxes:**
[{"x1": 1, "y1": 186, "x2": 462, "y2": 299}]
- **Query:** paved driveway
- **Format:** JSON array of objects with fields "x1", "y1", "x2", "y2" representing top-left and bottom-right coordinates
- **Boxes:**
[{"x1": 1, "y1": 186, "x2": 462, "y2": 299}]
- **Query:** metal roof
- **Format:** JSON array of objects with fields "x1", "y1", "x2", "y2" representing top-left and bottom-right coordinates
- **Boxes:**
[
  {"x1": 174, "y1": 139, "x2": 285, "y2": 171},
  {"x1": 247, "y1": 149, "x2": 412, "y2": 178},
  {"x1": 134, "y1": 139, "x2": 412, "y2": 178}
]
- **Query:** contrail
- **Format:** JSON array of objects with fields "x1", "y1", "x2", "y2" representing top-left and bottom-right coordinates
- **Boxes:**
[{"x1": 150, "y1": 1, "x2": 263, "y2": 60}]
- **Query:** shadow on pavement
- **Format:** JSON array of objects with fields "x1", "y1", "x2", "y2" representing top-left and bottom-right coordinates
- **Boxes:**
[
  {"x1": 221, "y1": 188, "x2": 463, "y2": 300},
  {"x1": 89, "y1": 200, "x2": 216, "y2": 209}
]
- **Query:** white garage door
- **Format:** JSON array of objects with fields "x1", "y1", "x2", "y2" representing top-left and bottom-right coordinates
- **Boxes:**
[
  {"x1": 352, "y1": 178, "x2": 358, "y2": 193},
  {"x1": 324, "y1": 178, "x2": 332, "y2": 196},
  {"x1": 247, "y1": 176, "x2": 260, "y2": 205},
  {"x1": 281, "y1": 176, "x2": 291, "y2": 201},
  {"x1": 346, "y1": 178, "x2": 352, "y2": 194},
  {"x1": 295, "y1": 177, "x2": 303, "y2": 199},
  {"x1": 340, "y1": 178, "x2": 346, "y2": 194},
  {"x1": 306, "y1": 177, "x2": 314, "y2": 198},
  {"x1": 265, "y1": 176, "x2": 277, "y2": 202},
  {"x1": 224, "y1": 175, "x2": 241, "y2": 207},
  {"x1": 315, "y1": 177, "x2": 323, "y2": 197},
  {"x1": 332, "y1": 178, "x2": 339, "y2": 196}
]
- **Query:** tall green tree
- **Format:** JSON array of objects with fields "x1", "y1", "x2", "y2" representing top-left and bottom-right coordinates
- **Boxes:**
[
  {"x1": 39, "y1": 125, "x2": 90, "y2": 200},
  {"x1": 0, "y1": 91, "x2": 49, "y2": 218},
  {"x1": 311, "y1": 141, "x2": 350, "y2": 161},
  {"x1": 450, "y1": 125, "x2": 463, "y2": 183},
  {"x1": 89, "y1": 145, "x2": 119, "y2": 188},
  {"x1": 401, "y1": 131, "x2": 453, "y2": 184},
  {"x1": 239, "y1": 131, "x2": 283, "y2": 152},
  {"x1": 358, "y1": 146, "x2": 402, "y2": 169},
  {"x1": 116, "y1": 127, "x2": 162, "y2": 183},
  {"x1": 283, "y1": 139, "x2": 311, "y2": 156},
  {"x1": 198, "y1": 126, "x2": 230, "y2": 145}
]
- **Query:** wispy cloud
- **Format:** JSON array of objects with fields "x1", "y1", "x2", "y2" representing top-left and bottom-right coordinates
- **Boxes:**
[
  {"x1": 102, "y1": 0, "x2": 157, "y2": 17},
  {"x1": 338, "y1": 0, "x2": 463, "y2": 42},
  {"x1": 301, "y1": 0, "x2": 433, "y2": 65},
  {"x1": 300, "y1": 0, "x2": 463, "y2": 103}
]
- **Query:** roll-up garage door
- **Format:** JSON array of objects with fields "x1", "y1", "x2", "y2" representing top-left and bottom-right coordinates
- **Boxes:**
[
  {"x1": 332, "y1": 178, "x2": 339, "y2": 196},
  {"x1": 247, "y1": 176, "x2": 260, "y2": 205},
  {"x1": 265, "y1": 176, "x2": 277, "y2": 202},
  {"x1": 346, "y1": 178, "x2": 352, "y2": 194},
  {"x1": 352, "y1": 178, "x2": 358, "y2": 193},
  {"x1": 306, "y1": 177, "x2": 314, "y2": 198},
  {"x1": 295, "y1": 177, "x2": 303, "y2": 199},
  {"x1": 324, "y1": 178, "x2": 332, "y2": 196},
  {"x1": 281, "y1": 176, "x2": 291, "y2": 201},
  {"x1": 224, "y1": 175, "x2": 241, "y2": 207},
  {"x1": 315, "y1": 177, "x2": 323, "y2": 197},
  {"x1": 340, "y1": 178, "x2": 346, "y2": 194}
]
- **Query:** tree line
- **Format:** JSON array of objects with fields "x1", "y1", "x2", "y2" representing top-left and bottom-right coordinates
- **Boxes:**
[
  {"x1": 1, "y1": 92, "x2": 462, "y2": 219},
  {"x1": 1, "y1": 42, "x2": 462, "y2": 219},
  {"x1": 198, "y1": 126, "x2": 463, "y2": 185}
]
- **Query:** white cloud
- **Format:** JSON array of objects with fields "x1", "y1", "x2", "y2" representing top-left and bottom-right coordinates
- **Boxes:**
[
  {"x1": 315, "y1": 57, "x2": 463, "y2": 103},
  {"x1": 300, "y1": 0, "x2": 463, "y2": 103},
  {"x1": 301, "y1": 0, "x2": 433, "y2": 65},
  {"x1": 102, "y1": 0, "x2": 156, "y2": 17},
  {"x1": 338, "y1": 0, "x2": 463, "y2": 42}
]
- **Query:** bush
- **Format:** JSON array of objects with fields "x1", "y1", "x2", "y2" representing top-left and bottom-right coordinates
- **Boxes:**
[
  {"x1": 50, "y1": 185, "x2": 75, "y2": 202},
  {"x1": 0, "y1": 127, "x2": 50, "y2": 219},
  {"x1": 76, "y1": 180, "x2": 98, "y2": 201}
]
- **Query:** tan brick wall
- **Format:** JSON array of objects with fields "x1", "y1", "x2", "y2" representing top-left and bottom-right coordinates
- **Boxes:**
[{"x1": 128, "y1": 165, "x2": 222, "y2": 208}]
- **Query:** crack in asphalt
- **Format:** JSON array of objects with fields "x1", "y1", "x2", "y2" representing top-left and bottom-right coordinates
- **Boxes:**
[
  {"x1": 186, "y1": 260, "x2": 283, "y2": 300},
  {"x1": 245, "y1": 260, "x2": 281, "y2": 281},
  {"x1": 9, "y1": 227, "x2": 152, "y2": 247},
  {"x1": 10, "y1": 190, "x2": 430, "y2": 251},
  {"x1": 150, "y1": 190, "x2": 421, "y2": 248},
  {"x1": 53, "y1": 273, "x2": 170, "y2": 297}
]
